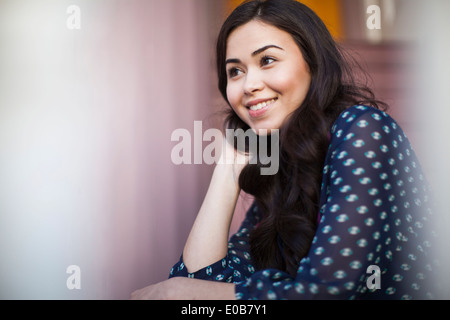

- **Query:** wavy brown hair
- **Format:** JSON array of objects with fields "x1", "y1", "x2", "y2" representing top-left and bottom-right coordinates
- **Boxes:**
[{"x1": 216, "y1": 0, "x2": 387, "y2": 276}]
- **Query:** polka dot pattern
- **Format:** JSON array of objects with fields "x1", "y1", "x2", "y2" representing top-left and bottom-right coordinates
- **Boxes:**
[{"x1": 169, "y1": 106, "x2": 438, "y2": 300}]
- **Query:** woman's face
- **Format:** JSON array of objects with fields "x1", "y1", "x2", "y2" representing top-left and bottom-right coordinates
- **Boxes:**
[{"x1": 225, "y1": 20, "x2": 311, "y2": 134}]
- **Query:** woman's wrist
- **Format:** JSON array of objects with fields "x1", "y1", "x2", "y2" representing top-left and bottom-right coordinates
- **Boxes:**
[
  {"x1": 171, "y1": 277, "x2": 236, "y2": 300},
  {"x1": 131, "y1": 277, "x2": 236, "y2": 300},
  {"x1": 213, "y1": 162, "x2": 241, "y2": 192}
]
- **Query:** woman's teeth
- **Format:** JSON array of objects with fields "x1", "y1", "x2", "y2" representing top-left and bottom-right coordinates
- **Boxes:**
[{"x1": 249, "y1": 99, "x2": 276, "y2": 111}]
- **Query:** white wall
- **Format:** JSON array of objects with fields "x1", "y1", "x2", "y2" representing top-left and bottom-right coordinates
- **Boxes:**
[{"x1": 411, "y1": 0, "x2": 450, "y2": 299}]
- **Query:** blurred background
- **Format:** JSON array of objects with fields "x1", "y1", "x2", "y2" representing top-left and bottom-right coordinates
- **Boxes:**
[{"x1": 0, "y1": 0, "x2": 449, "y2": 299}]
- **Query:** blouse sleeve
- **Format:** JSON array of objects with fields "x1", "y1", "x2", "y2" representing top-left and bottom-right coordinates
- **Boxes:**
[
  {"x1": 168, "y1": 201, "x2": 262, "y2": 284},
  {"x1": 235, "y1": 106, "x2": 436, "y2": 300}
]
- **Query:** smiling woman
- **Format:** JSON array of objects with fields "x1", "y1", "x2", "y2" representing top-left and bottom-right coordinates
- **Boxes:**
[
  {"x1": 131, "y1": 0, "x2": 439, "y2": 300},
  {"x1": 225, "y1": 20, "x2": 311, "y2": 134}
]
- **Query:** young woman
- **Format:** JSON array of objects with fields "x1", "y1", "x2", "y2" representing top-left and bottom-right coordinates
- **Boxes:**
[{"x1": 131, "y1": 0, "x2": 438, "y2": 300}]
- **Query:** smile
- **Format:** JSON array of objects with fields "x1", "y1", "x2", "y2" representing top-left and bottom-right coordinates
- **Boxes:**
[
  {"x1": 247, "y1": 98, "x2": 277, "y2": 118},
  {"x1": 248, "y1": 98, "x2": 277, "y2": 111}
]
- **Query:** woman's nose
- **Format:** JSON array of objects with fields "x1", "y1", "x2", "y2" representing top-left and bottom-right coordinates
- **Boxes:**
[{"x1": 243, "y1": 69, "x2": 264, "y2": 94}]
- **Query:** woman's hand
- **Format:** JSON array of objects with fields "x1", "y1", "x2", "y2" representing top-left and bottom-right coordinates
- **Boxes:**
[
  {"x1": 130, "y1": 277, "x2": 182, "y2": 300},
  {"x1": 130, "y1": 277, "x2": 236, "y2": 300},
  {"x1": 217, "y1": 135, "x2": 251, "y2": 182}
]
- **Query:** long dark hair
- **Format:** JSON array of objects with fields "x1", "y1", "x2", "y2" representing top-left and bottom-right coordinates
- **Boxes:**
[{"x1": 216, "y1": 0, "x2": 387, "y2": 276}]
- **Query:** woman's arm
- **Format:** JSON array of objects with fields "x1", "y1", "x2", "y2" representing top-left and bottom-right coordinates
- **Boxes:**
[
  {"x1": 182, "y1": 138, "x2": 247, "y2": 273},
  {"x1": 182, "y1": 163, "x2": 240, "y2": 272},
  {"x1": 131, "y1": 139, "x2": 249, "y2": 300},
  {"x1": 130, "y1": 277, "x2": 236, "y2": 300}
]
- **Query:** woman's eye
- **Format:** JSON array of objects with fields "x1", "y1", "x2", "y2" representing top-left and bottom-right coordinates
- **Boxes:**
[
  {"x1": 228, "y1": 67, "x2": 242, "y2": 78},
  {"x1": 261, "y1": 56, "x2": 276, "y2": 66}
]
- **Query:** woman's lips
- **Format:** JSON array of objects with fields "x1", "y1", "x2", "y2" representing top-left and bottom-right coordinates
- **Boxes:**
[{"x1": 247, "y1": 98, "x2": 277, "y2": 118}]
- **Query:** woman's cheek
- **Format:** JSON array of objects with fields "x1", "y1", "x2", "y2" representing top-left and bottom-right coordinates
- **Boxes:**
[
  {"x1": 227, "y1": 84, "x2": 243, "y2": 113},
  {"x1": 267, "y1": 69, "x2": 291, "y2": 92},
  {"x1": 226, "y1": 84, "x2": 237, "y2": 108}
]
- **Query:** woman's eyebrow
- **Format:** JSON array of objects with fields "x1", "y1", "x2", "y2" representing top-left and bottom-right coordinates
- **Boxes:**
[
  {"x1": 225, "y1": 58, "x2": 241, "y2": 65},
  {"x1": 251, "y1": 44, "x2": 283, "y2": 56},
  {"x1": 225, "y1": 44, "x2": 284, "y2": 65}
]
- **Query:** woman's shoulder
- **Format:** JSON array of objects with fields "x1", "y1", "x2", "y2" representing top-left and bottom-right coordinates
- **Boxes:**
[
  {"x1": 332, "y1": 105, "x2": 393, "y2": 128},
  {"x1": 330, "y1": 105, "x2": 400, "y2": 141}
]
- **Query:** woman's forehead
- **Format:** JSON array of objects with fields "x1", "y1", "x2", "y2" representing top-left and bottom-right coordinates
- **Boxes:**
[{"x1": 226, "y1": 20, "x2": 294, "y2": 58}]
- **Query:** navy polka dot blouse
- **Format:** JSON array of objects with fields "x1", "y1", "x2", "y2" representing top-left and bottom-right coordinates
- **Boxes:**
[{"x1": 169, "y1": 105, "x2": 439, "y2": 300}]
